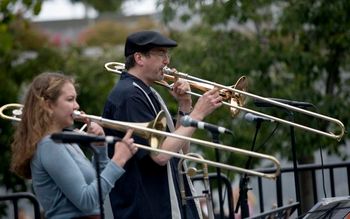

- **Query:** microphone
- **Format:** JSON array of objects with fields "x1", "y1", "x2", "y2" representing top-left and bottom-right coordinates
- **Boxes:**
[
  {"x1": 180, "y1": 115, "x2": 233, "y2": 135},
  {"x1": 51, "y1": 132, "x2": 121, "y2": 144},
  {"x1": 244, "y1": 113, "x2": 274, "y2": 123},
  {"x1": 254, "y1": 98, "x2": 313, "y2": 108}
]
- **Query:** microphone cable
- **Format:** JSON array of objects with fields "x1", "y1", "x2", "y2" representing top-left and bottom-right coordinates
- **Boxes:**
[
  {"x1": 254, "y1": 122, "x2": 280, "y2": 153},
  {"x1": 307, "y1": 104, "x2": 327, "y2": 199},
  {"x1": 220, "y1": 120, "x2": 280, "y2": 208}
]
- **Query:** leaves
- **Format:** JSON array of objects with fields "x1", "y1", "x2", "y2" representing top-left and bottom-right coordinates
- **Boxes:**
[{"x1": 159, "y1": 0, "x2": 349, "y2": 175}]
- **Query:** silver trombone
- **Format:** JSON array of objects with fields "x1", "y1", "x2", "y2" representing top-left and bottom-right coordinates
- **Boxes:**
[
  {"x1": 178, "y1": 153, "x2": 215, "y2": 219},
  {"x1": 0, "y1": 103, "x2": 281, "y2": 180},
  {"x1": 104, "y1": 62, "x2": 345, "y2": 141}
]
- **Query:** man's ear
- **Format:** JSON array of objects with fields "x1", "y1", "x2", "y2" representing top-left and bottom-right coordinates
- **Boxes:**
[{"x1": 134, "y1": 52, "x2": 145, "y2": 66}]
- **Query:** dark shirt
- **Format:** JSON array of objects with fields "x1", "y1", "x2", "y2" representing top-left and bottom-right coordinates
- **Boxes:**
[{"x1": 102, "y1": 72, "x2": 200, "y2": 219}]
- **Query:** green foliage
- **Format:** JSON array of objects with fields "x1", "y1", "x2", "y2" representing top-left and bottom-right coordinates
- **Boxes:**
[
  {"x1": 78, "y1": 21, "x2": 129, "y2": 47},
  {"x1": 0, "y1": 7, "x2": 131, "y2": 203},
  {"x1": 78, "y1": 18, "x2": 158, "y2": 47},
  {"x1": 63, "y1": 45, "x2": 123, "y2": 116},
  {"x1": 0, "y1": 17, "x2": 62, "y2": 198},
  {"x1": 0, "y1": 1, "x2": 162, "y2": 202},
  {"x1": 158, "y1": 0, "x2": 350, "y2": 174},
  {"x1": 0, "y1": 0, "x2": 349, "y2": 216},
  {"x1": 70, "y1": 0, "x2": 123, "y2": 13}
]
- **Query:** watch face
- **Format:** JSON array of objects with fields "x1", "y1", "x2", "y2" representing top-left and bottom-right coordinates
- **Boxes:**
[{"x1": 178, "y1": 110, "x2": 190, "y2": 116}]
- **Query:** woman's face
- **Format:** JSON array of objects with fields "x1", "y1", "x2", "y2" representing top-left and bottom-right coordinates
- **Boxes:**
[{"x1": 50, "y1": 82, "x2": 79, "y2": 131}]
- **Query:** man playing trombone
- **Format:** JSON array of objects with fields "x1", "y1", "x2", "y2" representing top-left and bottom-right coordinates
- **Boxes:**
[{"x1": 102, "y1": 30, "x2": 222, "y2": 219}]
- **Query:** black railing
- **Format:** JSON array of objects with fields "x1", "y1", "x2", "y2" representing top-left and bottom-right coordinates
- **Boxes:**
[
  {"x1": 0, "y1": 192, "x2": 41, "y2": 219},
  {"x1": 1, "y1": 162, "x2": 349, "y2": 219},
  {"x1": 254, "y1": 161, "x2": 350, "y2": 216}
]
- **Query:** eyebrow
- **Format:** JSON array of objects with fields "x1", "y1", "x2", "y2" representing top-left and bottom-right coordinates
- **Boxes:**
[{"x1": 152, "y1": 48, "x2": 168, "y2": 52}]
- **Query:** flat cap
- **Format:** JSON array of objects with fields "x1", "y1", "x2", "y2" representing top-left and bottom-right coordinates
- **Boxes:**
[{"x1": 124, "y1": 30, "x2": 177, "y2": 57}]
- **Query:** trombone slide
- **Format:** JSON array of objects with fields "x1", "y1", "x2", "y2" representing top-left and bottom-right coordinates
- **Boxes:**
[
  {"x1": 0, "y1": 103, "x2": 281, "y2": 180},
  {"x1": 105, "y1": 62, "x2": 345, "y2": 140}
]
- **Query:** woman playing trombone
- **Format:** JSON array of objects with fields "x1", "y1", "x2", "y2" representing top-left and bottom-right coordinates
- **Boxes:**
[{"x1": 10, "y1": 72, "x2": 137, "y2": 219}]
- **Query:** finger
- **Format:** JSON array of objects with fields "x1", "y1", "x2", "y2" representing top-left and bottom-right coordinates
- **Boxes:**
[
  {"x1": 174, "y1": 79, "x2": 189, "y2": 89},
  {"x1": 86, "y1": 119, "x2": 91, "y2": 131},
  {"x1": 172, "y1": 82, "x2": 181, "y2": 93},
  {"x1": 133, "y1": 147, "x2": 138, "y2": 154},
  {"x1": 123, "y1": 129, "x2": 134, "y2": 139},
  {"x1": 126, "y1": 138, "x2": 134, "y2": 145},
  {"x1": 207, "y1": 87, "x2": 220, "y2": 95},
  {"x1": 79, "y1": 124, "x2": 87, "y2": 132}
]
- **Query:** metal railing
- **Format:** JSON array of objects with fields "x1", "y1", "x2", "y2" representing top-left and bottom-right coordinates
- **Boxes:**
[
  {"x1": 0, "y1": 192, "x2": 41, "y2": 219},
  {"x1": 254, "y1": 161, "x2": 350, "y2": 215}
]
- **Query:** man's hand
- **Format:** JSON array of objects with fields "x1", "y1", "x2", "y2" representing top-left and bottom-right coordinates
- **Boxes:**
[{"x1": 171, "y1": 78, "x2": 192, "y2": 112}]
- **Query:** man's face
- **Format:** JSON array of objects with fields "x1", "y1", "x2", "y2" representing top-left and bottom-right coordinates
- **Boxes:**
[{"x1": 142, "y1": 47, "x2": 171, "y2": 84}]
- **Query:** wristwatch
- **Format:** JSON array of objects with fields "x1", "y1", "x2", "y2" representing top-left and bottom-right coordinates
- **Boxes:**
[{"x1": 178, "y1": 107, "x2": 192, "y2": 116}]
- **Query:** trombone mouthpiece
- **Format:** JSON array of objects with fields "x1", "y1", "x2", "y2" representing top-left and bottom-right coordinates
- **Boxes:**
[
  {"x1": 162, "y1": 66, "x2": 174, "y2": 75},
  {"x1": 72, "y1": 110, "x2": 82, "y2": 119}
]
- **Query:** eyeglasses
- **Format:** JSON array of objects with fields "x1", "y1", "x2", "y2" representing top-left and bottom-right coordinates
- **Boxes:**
[{"x1": 148, "y1": 49, "x2": 171, "y2": 60}]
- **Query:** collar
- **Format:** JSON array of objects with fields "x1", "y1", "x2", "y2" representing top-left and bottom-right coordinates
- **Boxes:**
[{"x1": 121, "y1": 71, "x2": 153, "y2": 95}]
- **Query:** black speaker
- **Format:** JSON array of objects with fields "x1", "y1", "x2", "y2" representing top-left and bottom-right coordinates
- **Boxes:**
[{"x1": 303, "y1": 196, "x2": 350, "y2": 219}]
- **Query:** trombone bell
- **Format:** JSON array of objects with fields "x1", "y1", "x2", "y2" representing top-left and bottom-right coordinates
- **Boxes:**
[
  {"x1": 162, "y1": 67, "x2": 248, "y2": 117},
  {"x1": 229, "y1": 75, "x2": 247, "y2": 116}
]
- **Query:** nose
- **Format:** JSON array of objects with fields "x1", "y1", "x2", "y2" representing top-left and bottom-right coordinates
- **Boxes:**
[
  {"x1": 163, "y1": 56, "x2": 170, "y2": 65},
  {"x1": 74, "y1": 101, "x2": 79, "y2": 110}
]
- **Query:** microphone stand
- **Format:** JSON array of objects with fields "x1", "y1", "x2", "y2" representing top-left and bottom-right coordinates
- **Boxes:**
[
  {"x1": 82, "y1": 143, "x2": 104, "y2": 219},
  {"x1": 235, "y1": 120, "x2": 262, "y2": 218},
  {"x1": 211, "y1": 131, "x2": 225, "y2": 219},
  {"x1": 288, "y1": 112, "x2": 301, "y2": 216}
]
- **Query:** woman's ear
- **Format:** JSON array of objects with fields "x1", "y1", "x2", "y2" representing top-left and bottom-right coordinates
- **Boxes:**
[{"x1": 43, "y1": 99, "x2": 54, "y2": 116}]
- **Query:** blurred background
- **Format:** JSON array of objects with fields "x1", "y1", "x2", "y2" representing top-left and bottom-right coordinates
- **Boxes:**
[{"x1": 0, "y1": 0, "x2": 349, "y2": 218}]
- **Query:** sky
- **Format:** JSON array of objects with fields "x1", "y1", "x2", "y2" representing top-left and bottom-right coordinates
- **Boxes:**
[{"x1": 32, "y1": 0, "x2": 157, "y2": 21}]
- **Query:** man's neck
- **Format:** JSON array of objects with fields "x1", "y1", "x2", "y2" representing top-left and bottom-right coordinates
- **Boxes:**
[{"x1": 128, "y1": 68, "x2": 152, "y2": 86}]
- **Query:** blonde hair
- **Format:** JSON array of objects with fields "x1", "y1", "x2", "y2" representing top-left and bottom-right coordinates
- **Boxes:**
[{"x1": 11, "y1": 72, "x2": 75, "y2": 179}]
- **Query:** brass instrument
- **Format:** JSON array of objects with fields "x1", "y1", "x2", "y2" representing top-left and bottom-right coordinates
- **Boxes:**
[
  {"x1": 104, "y1": 62, "x2": 345, "y2": 141},
  {"x1": 104, "y1": 62, "x2": 247, "y2": 117},
  {"x1": 73, "y1": 110, "x2": 167, "y2": 148},
  {"x1": 0, "y1": 103, "x2": 281, "y2": 180},
  {"x1": 0, "y1": 103, "x2": 22, "y2": 122},
  {"x1": 178, "y1": 153, "x2": 215, "y2": 219}
]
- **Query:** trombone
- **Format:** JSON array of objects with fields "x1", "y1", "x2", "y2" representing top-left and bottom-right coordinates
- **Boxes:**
[
  {"x1": 105, "y1": 62, "x2": 345, "y2": 141},
  {"x1": 0, "y1": 103, "x2": 281, "y2": 180},
  {"x1": 178, "y1": 153, "x2": 215, "y2": 219},
  {"x1": 104, "y1": 62, "x2": 247, "y2": 117}
]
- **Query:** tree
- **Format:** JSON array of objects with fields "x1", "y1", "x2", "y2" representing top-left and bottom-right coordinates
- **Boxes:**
[
  {"x1": 157, "y1": 0, "x2": 349, "y2": 213},
  {"x1": 0, "y1": 0, "x2": 146, "y2": 199},
  {"x1": 70, "y1": 0, "x2": 123, "y2": 14}
]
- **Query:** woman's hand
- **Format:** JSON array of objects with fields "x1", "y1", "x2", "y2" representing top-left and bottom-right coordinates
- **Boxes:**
[
  {"x1": 83, "y1": 114, "x2": 105, "y2": 146},
  {"x1": 112, "y1": 129, "x2": 137, "y2": 167},
  {"x1": 86, "y1": 122, "x2": 104, "y2": 136},
  {"x1": 75, "y1": 111, "x2": 105, "y2": 136}
]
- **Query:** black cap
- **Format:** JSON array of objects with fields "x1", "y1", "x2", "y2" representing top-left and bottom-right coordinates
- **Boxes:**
[{"x1": 124, "y1": 30, "x2": 177, "y2": 57}]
